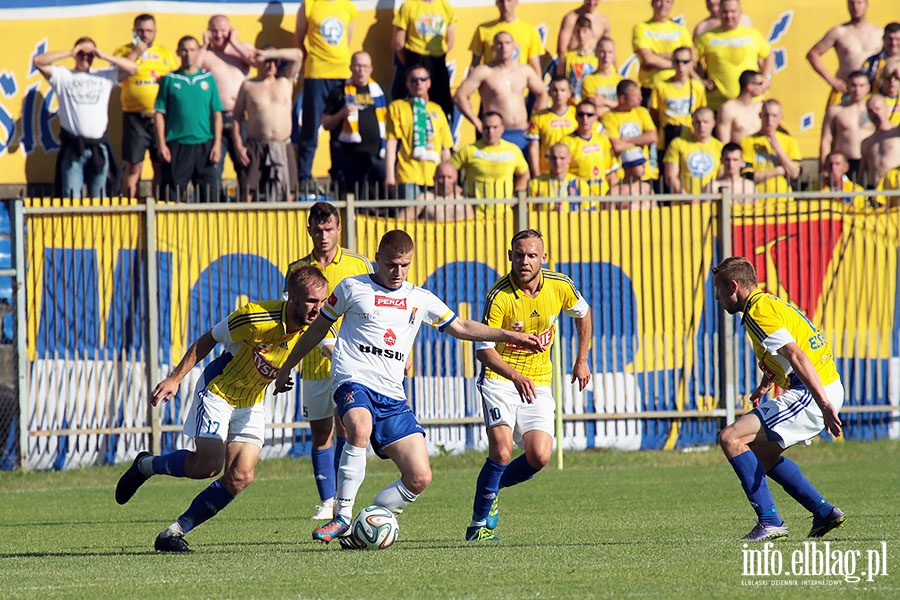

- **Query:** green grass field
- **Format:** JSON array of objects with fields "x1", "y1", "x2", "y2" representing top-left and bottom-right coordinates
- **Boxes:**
[{"x1": 0, "y1": 440, "x2": 898, "y2": 599}]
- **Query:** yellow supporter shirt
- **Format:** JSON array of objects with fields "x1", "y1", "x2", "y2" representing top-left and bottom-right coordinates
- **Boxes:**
[
  {"x1": 527, "y1": 106, "x2": 577, "y2": 174},
  {"x1": 563, "y1": 50, "x2": 599, "y2": 101},
  {"x1": 529, "y1": 175, "x2": 601, "y2": 211},
  {"x1": 876, "y1": 168, "x2": 900, "y2": 207},
  {"x1": 205, "y1": 301, "x2": 301, "y2": 409},
  {"x1": 451, "y1": 139, "x2": 529, "y2": 199},
  {"x1": 305, "y1": 0, "x2": 358, "y2": 79},
  {"x1": 820, "y1": 179, "x2": 868, "y2": 209},
  {"x1": 581, "y1": 70, "x2": 623, "y2": 105},
  {"x1": 695, "y1": 25, "x2": 770, "y2": 110},
  {"x1": 741, "y1": 131, "x2": 802, "y2": 194},
  {"x1": 286, "y1": 247, "x2": 372, "y2": 380},
  {"x1": 480, "y1": 269, "x2": 589, "y2": 386},
  {"x1": 562, "y1": 130, "x2": 617, "y2": 190},
  {"x1": 393, "y1": 0, "x2": 456, "y2": 56},
  {"x1": 632, "y1": 19, "x2": 692, "y2": 89},
  {"x1": 601, "y1": 106, "x2": 659, "y2": 180},
  {"x1": 740, "y1": 290, "x2": 840, "y2": 390},
  {"x1": 115, "y1": 42, "x2": 177, "y2": 114},
  {"x1": 649, "y1": 79, "x2": 708, "y2": 146},
  {"x1": 887, "y1": 96, "x2": 900, "y2": 126},
  {"x1": 469, "y1": 18, "x2": 544, "y2": 65},
  {"x1": 662, "y1": 133, "x2": 723, "y2": 194},
  {"x1": 386, "y1": 98, "x2": 454, "y2": 186}
]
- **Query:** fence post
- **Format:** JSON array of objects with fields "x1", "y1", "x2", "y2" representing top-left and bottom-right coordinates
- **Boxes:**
[
  {"x1": 144, "y1": 196, "x2": 162, "y2": 455},
  {"x1": 717, "y1": 187, "x2": 737, "y2": 425},
  {"x1": 12, "y1": 198, "x2": 28, "y2": 470},
  {"x1": 516, "y1": 191, "x2": 528, "y2": 231},
  {"x1": 345, "y1": 193, "x2": 357, "y2": 250}
]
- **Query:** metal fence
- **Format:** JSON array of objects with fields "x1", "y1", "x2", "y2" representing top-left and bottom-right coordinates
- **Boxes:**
[{"x1": 2, "y1": 188, "x2": 899, "y2": 470}]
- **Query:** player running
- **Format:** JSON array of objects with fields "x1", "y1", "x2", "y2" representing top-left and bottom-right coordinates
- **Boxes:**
[
  {"x1": 466, "y1": 228, "x2": 592, "y2": 541},
  {"x1": 115, "y1": 266, "x2": 331, "y2": 552},
  {"x1": 273, "y1": 230, "x2": 543, "y2": 548},
  {"x1": 713, "y1": 256, "x2": 846, "y2": 541}
]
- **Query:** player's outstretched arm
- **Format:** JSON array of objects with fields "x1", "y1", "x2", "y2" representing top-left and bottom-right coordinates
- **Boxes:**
[
  {"x1": 273, "y1": 316, "x2": 332, "y2": 394},
  {"x1": 443, "y1": 318, "x2": 543, "y2": 352},
  {"x1": 151, "y1": 331, "x2": 217, "y2": 406},
  {"x1": 476, "y1": 348, "x2": 537, "y2": 403},
  {"x1": 777, "y1": 342, "x2": 843, "y2": 437},
  {"x1": 571, "y1": 313, "x2": 592, "y2": 391}
]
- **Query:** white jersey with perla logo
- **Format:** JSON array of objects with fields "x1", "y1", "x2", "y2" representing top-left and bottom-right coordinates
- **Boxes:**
[{"x1": 322, "y1": 274, "x2": 457, "y2": 401}]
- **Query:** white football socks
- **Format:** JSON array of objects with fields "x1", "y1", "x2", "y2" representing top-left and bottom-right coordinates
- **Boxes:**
[
  {"x1": 373, "y1": 479, "x2": 418, "y2": 515},
  {"x1": 335, "y1": 444, "x2": 368, "y2": 521}
]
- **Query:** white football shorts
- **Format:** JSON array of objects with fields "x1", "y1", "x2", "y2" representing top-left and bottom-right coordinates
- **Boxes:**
[
  {"x1": 183, "y1": 387, "x2": 266, "y2": 447},
  {"x1": 301, "y1": 377, "x2": 335, "y2": 422},
  {"x1": 477, "y1": 377, "x2": 555, "y2": 448},
  {"x1": 755, "y1": 379, "x2": 844, "y2": 448}
]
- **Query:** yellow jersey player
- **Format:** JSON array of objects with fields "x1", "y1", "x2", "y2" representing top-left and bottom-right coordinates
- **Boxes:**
[
  {"x1": 115, "y1": 266, "x2": 330, "y2": 552},
  {"x1": 713, "y1": 256, "x2": 846, "y2": 542},
  {"x1": 467, "y1": 229, "x2": 592, "y2": 541},
  {"x1": 285, "y1": 201, "x2": 372, "y2": 520}
]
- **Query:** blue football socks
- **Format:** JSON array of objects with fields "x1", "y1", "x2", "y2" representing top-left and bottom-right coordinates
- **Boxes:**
[
  {"x1": 471, "y1": 458, "x2": 506, "y2": 523},
  {"x1": 151, "y1": 449, "x2": 188, "y2": 477},
  {"x1": 499, "y1": 454, "x2": 539, "y2": 489},
  {"x1": 767, "y1": 456, "x2": 833, "y2": 518},
  {"x1": 176, "y1": 479, "x2": 235, "y2": 534},
  {"x1": 311, "y1": 447, "x2": 336, "y2": 502},
  {"x1": 729, "y1": 450, "x2": 782, "y2": 526}
]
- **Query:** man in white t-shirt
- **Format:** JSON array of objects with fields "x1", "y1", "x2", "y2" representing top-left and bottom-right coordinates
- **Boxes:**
[
  {"x1": 274, "y1": 230, "x2": 542, "y2": 548},
  {"x1": 34, "y1": 37, "x2": 137, "y2": 198}
]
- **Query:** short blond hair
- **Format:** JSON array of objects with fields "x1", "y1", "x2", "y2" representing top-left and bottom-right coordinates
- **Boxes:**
[{"x1": 711, "y1": 256, "x2": 758, "y2": 289}]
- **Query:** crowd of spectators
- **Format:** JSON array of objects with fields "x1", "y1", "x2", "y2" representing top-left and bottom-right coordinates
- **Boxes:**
[{"x1": 32, "y1": 0, "x2": 900, "y2": 210}]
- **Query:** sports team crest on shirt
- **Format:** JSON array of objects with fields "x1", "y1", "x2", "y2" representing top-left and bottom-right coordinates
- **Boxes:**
[
  {"x1": 384, "y1": 329, "x2": 397, "y2": 346},
  {"x1": 321, "y1": 18, "x2": 344, "y2": 46},
  {"x1": 619, "y1": 122, "x2": 641, "y2": 138},
  {"x1": 511, "y1": 321, "x2": 524, "y2": 331},
  {"x1": 408, "y1": 307, "x2": 418, "y2": 324},
  {"x1": 688, "y1": 150, "x2": 714, "y2": 177},
  {"x1": 200, "y1": 81, "x2": 208, "y2": 91}
]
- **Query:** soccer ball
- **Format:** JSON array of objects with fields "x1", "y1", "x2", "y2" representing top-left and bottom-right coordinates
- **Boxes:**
[{"x1": 350, "y1": 505, "x2": 400, "y2": 549}]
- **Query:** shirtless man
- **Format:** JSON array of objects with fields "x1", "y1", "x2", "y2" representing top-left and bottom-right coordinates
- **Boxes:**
[
  {"x1": 233, "y1": 46, "x2": 303, "y2": 201},
  {"x1": 806, "y1": 0, "x2": 882, "y2": 108},
  {"x1": 200, "y1": 15, "x2": 256, "y2": 190},
  {"x1": 859, "y1": 95, "x2": 900, "y2": 188},
  {"x1": 703, "y1": 142, "x2": 756, "y2": 201},
  {"x1": 454, "y1": 31, "x2": 548, "y2": 153},
  {"x1": 558, "y1": 0, "x2": 611, "y2": 58},
  {"x1": 692, "y1": 0, "x2": 751, "y2": 40},
  {"x1": 819, "y1": 71, "x2": 874, "y2": 177},
  {"x1": 716, "y1": 70, "x2": 763, "y2": 144}
]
